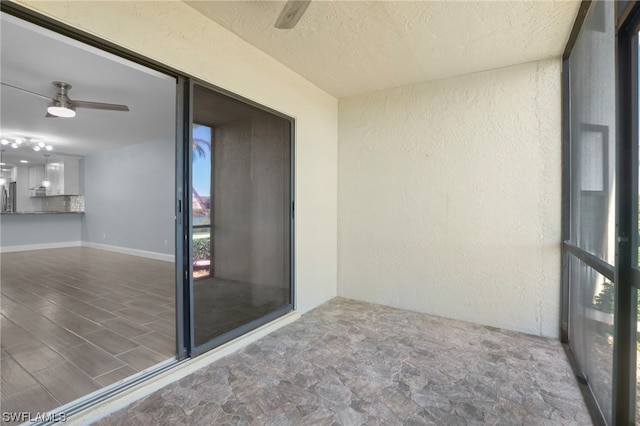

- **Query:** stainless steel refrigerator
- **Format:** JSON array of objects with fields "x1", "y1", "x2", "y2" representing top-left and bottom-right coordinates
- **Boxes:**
[{"x1": 1, "y1": 181, "x2": 16, "y2": 212}]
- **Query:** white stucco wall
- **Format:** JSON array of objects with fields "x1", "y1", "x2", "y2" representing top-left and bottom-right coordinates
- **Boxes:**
[
  {"x1": 338, "y1": 59, "x2": 562, "y2": 337},
  {"x1": 16, "y1": 1, "x2": 338, "y2": 313}
]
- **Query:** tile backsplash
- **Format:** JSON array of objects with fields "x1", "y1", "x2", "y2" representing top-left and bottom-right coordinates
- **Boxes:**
[{"x1": 42, "y1": 195, "x2": 85, "y2": 212}]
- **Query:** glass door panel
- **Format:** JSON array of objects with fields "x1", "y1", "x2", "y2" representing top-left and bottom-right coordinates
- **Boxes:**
[
  {"x1": 565, "y1": 1, "x2": 617, "y2": 423},
  {"x1": 569, "y1": 257, "x2": 615, "y2": 420},
  {"x1": 192, "y1": 124, "x2": 212, "y2": 279},
  {"x1": 190, "y1": 83, "x2": 292, "y2": 352}
]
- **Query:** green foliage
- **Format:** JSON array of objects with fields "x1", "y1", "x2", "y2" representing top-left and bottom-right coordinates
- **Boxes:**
[
  {"x1": 593, "y1": 281, "x2": 640, "y2": 323},
  {"x1": 193, "y1": 238, "x2": 210, "y2": 262},
  {"x1": 593, "y1": 281, "x2": 615, "y2": 314}
]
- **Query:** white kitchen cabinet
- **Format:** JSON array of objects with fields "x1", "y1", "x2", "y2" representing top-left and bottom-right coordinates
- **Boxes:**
[
  {"x1": 1, "y1": 166, "x2": 16, "y2": 183},
  {"x1": 28, "y1": 165, "x2": 45, "y2": 188},
  {"x1": 45, "y1": 159, "x2": 80, "y2": 196}
]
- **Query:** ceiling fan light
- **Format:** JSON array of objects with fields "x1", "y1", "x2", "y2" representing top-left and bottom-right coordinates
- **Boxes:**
[
  {"x1": 14, "y1": 138, "x2": 22, "y2": 145},
  {"x1": 33, "y1": 145, "x2": 41, "y2": 151},
  {"x1": 41, "y1": 178, "x2": 51, "y2": 188},
  {"x1": 1, "y1": 139, "x2": 8, "y2": 145},
  {"x1": 45, "y1": 145, "x2": 53, "y2": 151},
  {"x1": 11, "y1": 143, "x2": 18, "y2": 149},
  {"x1": 47, "y1": 104, "x2": 76, "y2": 118},
  {"x1": 38, "y1": 142, "x2": 45, "y2": 147}
]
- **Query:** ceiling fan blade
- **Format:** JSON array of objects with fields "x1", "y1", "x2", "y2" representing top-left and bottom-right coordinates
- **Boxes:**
[
  {"x1": 71, "y1": 100, "x2": 129, "y2": 111},
  {"x1": 1, "y1": 82, "x2": 53, "y2": 101},
  {"x1": 45, "y1": 112, "x2": 59, "y2": 118},
  {"x1": 275, "y1": 0, "x2": 311, "y2": 29}
]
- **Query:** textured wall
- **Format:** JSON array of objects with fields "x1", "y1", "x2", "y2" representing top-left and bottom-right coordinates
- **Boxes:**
[
  {"x1": 338, "y1": 59, "x2": 562, "y2": 337},
  {"x1": 18, "y1": 1, "x2": 339, "y2": 313}
]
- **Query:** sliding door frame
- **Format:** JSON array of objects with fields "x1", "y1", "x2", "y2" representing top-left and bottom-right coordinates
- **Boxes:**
[
  {"x1": 0, "y1": 4, "x2": 192, "y2": 425},
  {"x1": 187, "y1": 78, "x2": 296, "y2": 358},
  {"x1": 0, "y1": 1, "x2": 297, "y2": 421},
  {"x1": 177, "y1": 76, "x2": 192, "y2": 358},
  {"x1": 561, "y1": 1, "x2": 639, "y2": 424},
  {"x1": 615, "y1": 3, "x2": 640, "y2": 424}
]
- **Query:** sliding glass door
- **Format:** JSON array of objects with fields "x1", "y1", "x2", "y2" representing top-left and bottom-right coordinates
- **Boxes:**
[
  {"x1": 188, "y1": 82, "x2": 293, "y2": 355},
  {"x1": 563, "y1": 2, "x2": 639, "y2": 424},
  {"x1": 564, "y1": 3, "x2": 617, "y2": 422}
]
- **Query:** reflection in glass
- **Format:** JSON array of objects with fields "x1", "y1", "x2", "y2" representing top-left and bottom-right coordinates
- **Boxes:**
[
  {"x1": 191, "y1": 85, "x2": 291, "y2": 347},
  {"x1": 569, "y1": 1, "x2": 616, "y2": 265},
  {"x1": 567, "y1": 2, "x2": 616, "y2": 422},
  {"x1": 569, "y1": 257, "x2": 614, "y2": 422}
]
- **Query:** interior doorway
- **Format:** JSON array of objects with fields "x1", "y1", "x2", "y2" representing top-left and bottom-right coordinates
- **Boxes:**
[{"x1": 0, "y1": 11, "x2": 178, "y2": 422}]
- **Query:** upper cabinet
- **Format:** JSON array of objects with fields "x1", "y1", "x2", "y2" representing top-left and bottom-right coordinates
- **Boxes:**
[
  {"x1": 28, "y1": 165, "x2": 45, "y2": 189},
  {"x1": 45, "y1": 158, "x2": 80, "y2": 196},
  {"x1": 1, "y1": 166, "x2": 16, "y2": 183}
]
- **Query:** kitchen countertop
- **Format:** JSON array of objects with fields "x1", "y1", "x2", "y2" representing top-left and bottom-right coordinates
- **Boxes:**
[{"x1": 0, "y1": 211, "x2": 84, "y2": 215}]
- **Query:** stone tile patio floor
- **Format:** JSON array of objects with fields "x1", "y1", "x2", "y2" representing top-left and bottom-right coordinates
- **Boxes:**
[{"x1": 94, "y1": 298, "x2": 591, "y2": 425}]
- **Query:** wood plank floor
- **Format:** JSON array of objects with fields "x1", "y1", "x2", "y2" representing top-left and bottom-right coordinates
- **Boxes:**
[{"x1": 1, "y1": 247, "x2": 176, "y2": 423}]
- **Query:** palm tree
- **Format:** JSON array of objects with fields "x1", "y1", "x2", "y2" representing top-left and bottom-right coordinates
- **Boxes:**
[
  {"x1": 193, "y1": 137, "x2": 210, "y2": 159},
  {"x1": 192, "y1": 124, "x2": 211, "y2": 160}
]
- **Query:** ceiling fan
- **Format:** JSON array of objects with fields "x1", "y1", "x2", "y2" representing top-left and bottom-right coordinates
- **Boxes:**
[
  {"x1": 0, "y1": 81, "x2": 129, "y2": 118},
  {"x1": 274, "y1": 0, "x2": 311, "y2": 29}
]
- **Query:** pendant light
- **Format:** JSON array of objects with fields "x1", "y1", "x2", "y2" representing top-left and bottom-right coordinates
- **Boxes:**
[
  {"x1": 42, "y1": 154, "x2": 51, "y2": 188},
  {"x1": 0, "y1": 150, "x2": 5, "y2": 186}
]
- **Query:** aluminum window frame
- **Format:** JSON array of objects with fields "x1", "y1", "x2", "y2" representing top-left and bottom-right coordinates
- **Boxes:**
[{"x1": 561, "y1": 1, "x2": 640, "y2": 424}]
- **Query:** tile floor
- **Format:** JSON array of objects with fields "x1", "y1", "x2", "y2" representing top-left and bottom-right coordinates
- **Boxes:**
[
  {"x1": 95, "y1": 298, "x2": 591, "y2": 425},
  {"x1": 1, "y1": 247, "x2": 176, "y2": 423}
]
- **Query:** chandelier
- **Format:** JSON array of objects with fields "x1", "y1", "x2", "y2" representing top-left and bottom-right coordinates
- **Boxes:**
[{"x1": 0, "y1": 137, "x2": 53, "y2": 152}]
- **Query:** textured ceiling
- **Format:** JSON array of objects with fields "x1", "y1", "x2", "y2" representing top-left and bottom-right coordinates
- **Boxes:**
[{"x1": 186, "y1": 0, "x2": 580, "y2": 98}]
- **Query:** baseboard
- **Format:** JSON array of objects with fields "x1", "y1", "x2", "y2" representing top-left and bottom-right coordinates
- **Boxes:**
[
  {"x1": 0, "y1": 241, "x2": 81, "y2": 253},
  {"x1": 81, "y1": 242, "x2": 174, "y2": 262}
]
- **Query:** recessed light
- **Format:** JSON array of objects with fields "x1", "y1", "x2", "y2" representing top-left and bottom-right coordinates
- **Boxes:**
[{"x1": 20, "y1": 160, "x2": 28, "y2": 163}]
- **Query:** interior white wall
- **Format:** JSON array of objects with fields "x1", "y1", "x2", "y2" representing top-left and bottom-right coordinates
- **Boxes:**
[
  {"x1": 81, "y1": 138, "x2": 175, "y2": 257},
  {"x1": 338, "y1": 59, "x2": 562, "y2": 338},
  {"x1": 18, "y1": 1, "x2": 339, "y2": 313}
]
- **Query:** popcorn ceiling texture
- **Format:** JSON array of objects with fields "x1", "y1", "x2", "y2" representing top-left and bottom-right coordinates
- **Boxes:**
[
  {"x1": 338, "y1": 59, "x2": 562, "y2": 338},
  {"x1": 185, "y1": 1, "x2": 579, "y2": 98}
]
